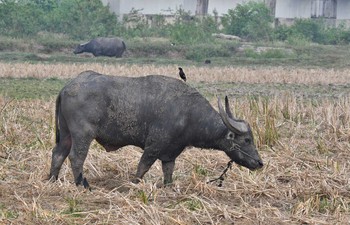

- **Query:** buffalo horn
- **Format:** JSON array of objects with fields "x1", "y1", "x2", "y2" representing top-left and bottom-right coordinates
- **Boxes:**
[
  {"x1": 225, "y1": 96, "x2": 233, "y2": 119},
  {"x1": 218, "y1": 97, "x2": 249, "y2": 134}
]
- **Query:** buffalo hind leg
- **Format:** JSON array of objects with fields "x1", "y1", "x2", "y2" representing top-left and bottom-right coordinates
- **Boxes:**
[
  {"x1": 49, "y1": 134, "x2": 72, "y2": 180},
  {"x1": 162, "y1": 160, "x2": 175, "y2": 185},
  {"x1": 69, "y1": 136, "x2": 92, "y2": 190},
  {"x1": 133, "y1": 152, "x2": 157, "y2": 184}
]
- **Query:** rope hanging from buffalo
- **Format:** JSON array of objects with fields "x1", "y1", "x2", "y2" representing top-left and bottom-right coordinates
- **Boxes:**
[{"x1": 207, "y1": 160, "x2": 233, "y2": 187}]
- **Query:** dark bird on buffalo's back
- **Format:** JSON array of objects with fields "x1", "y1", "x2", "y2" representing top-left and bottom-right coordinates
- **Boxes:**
[{"x1": 178, "y1": 67, "x2": 186, "y2": 82}]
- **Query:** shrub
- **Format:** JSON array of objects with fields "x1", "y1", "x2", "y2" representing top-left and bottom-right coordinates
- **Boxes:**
[
  {"x1": 47, "y1": 0, "x2": 118, "y2": 39},
  {"x1": 0, "y1": 0, "x2": 118, "y2": 40},
  {"x1": 275, "y1": 19, "x2": 350, "y2": 45},
  {"x1": 221, "y1": 2, "x2": 273, "y2": 41},
  {"x1": 286, "y1": 33, "x2": 311, "y2": 46},
  {"x1": 121, "y1": 8, "x2": 161, "y2": 38},
  {"x1": 0, "y1": 0, "x2": 45, "y2": 37},
  {"x1": 168, "y1": 9, "x2": 218, "y2": 44},
  {"x1": 291, "y1": 19, "x2": 325, "y2": 43},
  {"x1": 274, "y1": 25, "x2": 293, "y2": 41},
  {"x1": 322, "y1": 23, "x2": 350, "y2": 45}
]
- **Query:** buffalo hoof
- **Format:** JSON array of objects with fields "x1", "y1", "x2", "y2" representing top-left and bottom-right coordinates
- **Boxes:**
[
  {"x1": 47, "y1": 174, "x2": 58, "y2": 182},
  {"x1": 131, "y1": 177, "x2": 142, "y2": 184},
  {"x1": 76, "y1": 173, "x2": 91, "y2": 191}
]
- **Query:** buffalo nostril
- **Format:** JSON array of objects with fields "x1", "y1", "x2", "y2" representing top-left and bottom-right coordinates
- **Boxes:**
[{"x1": 258, "y1": 160, "x2": 263, "y2": 167}]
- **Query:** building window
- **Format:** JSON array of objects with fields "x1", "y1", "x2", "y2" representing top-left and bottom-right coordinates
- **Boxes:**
[{"x1": 311, "y1": 0, "x2": 337, "y2": 18}]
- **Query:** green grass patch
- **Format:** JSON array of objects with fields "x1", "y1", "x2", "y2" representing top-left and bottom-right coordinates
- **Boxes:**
[
  {"x1": 0, "y1": 77, "x2": 67, "y2": 99},
  {"x1": 1, "y1": 36, "x2": 350, "y2": 68},
  {"x1": 62, "y1": 197, "x2": 83, "y2": 217},
  {"x1": 2, "y1": 77, "x2": 350, "y2": 101},
  {"x1": 0, "y1": 203, "x2": 19, "y2": 219}
]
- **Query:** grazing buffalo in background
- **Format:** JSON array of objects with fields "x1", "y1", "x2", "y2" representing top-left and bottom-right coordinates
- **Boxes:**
[
  {"x1": 73, "y1": 37, "x2": 126, "y2": 57},
  {"x1": 49, "y1": 71, "x2": 263, "y2": 189}
]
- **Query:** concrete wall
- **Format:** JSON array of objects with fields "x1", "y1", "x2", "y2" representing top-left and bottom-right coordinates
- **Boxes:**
[
  {"x1": 102, "y1": 0, "x2": 350, "y2": 21},
  {"x1": 102, "y1": 0, "x2": 196, "y2": 15},
  {"x1": 275, "y1": 0, "x2": 311, "y2": 18},
  {"x1": 208, "y1": 0, "x2": 245, "y2": 16},
  {"x1": 103, "y1": 0, "x2": 271, "y2": 16},
  {"x1": 337, "y1": 0, "x2": 350, "y2": 19},
  {"x1": 208, "y1": 0, "x2": 270, "y2": 16}
]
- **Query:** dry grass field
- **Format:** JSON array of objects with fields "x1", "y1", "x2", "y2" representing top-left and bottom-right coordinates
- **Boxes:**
[
  {"x1": 1, "y1": 62, "x2": 350, "y2": 224},
  {"x1": 1, "y1": 62, "x2": 350, "y2": 85}
]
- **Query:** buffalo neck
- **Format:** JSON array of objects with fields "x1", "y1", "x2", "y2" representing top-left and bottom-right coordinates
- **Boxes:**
[{"x1": 190, "y1": 110, "x2": 227, "y2": 150}]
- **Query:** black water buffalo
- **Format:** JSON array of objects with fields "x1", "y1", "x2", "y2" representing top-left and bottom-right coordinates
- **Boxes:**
[
  {"x1": 49, "y1": 71, "x2": 263, "y2": 188},
  {"x1": 73, "y1": 37, "x2": 126, "y2": 57}
]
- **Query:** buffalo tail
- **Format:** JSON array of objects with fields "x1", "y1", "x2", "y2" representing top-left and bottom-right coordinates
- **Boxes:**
[{"x1": 55, "y1": 94, "x2": 61, "y2": 144}]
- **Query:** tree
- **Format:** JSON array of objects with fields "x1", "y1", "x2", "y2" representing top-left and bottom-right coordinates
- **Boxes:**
[
  {"x1": 48, "y1": 0, "x2": 118, "y2": 39},
  {"x1": 221, "y1": 2, "x2": 273, "y2": 41},
  {"x1": 0, "y1": 0, "x2": 119, "y2": 39}
]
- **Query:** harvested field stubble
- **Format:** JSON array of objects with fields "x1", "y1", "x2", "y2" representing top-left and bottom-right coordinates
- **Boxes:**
[
  {"x1": 1, "y1": 85, "x2": 350, "y2": 224},
  {"x1": 1, "y1": 62, "x2": 350, "y2": 84}
]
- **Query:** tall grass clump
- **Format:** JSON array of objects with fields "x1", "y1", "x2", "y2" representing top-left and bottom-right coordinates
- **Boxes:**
[{"x1": 248, "y1": 97, "x2": 279, "y2": 148}]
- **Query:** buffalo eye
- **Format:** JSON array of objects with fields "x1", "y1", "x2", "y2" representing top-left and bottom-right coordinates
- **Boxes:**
[{"x1": 244, "y1": 138, "x2": 251, "y2": 144}]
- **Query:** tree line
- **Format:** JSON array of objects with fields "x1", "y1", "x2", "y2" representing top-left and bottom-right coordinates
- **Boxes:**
[{"x1": 1, "y1": 0, "x2": 349, "y2": 45}]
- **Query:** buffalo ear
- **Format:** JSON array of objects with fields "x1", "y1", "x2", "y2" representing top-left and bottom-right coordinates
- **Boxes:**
[{"x1": 218, "y1": 97, "x2": 249, "y2": 134}]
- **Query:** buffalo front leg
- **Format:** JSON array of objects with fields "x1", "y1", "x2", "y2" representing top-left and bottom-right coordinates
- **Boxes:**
[
  {"x1": 162, "y1": 160, "x2": 175, "y2": 185},
  {"x1": 133, "y1": 152, "x2": 157, "y2": 184},
  {"x1": 68, "y1": 137, "x2": 92, "y2": 189}
]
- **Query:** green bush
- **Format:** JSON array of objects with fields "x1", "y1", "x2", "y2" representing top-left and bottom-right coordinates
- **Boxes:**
[
  {"x1": 1, "y1": 0, "x2": 350, "y2": 48},
  {"x1": 321, "y1": 23, "x2": 350, "y2": 44},
  {"x1": 292, "y1": 19, "x2": 324, "y2": 43},
  {"x1": 0, "y1": 0, "x2": 118, "y2": 39},
  {"x1": 286, "y1": 33, "x2": 311, "y2": 46},
  {"x1": 0, "y1": 0, "x2": 45, "y2": 37},
  {"x1": 168, "y1": 9, "x2": 218, "y2": 44},
  {"x1": 47, "y1": 0, "x2": 118, "y2": 39},
  {"x1": 121, "y1": 8, "x2": 167, "y2": 38},
  {"x1": 221, "y1": 2, "x2": 273, "y2": 41},
  {"x1": 274, "y1": 25, "x2": 293, "y2": 41},
  {"x1": 275, "y1": 19, "x2": 350, "y2": 45}
]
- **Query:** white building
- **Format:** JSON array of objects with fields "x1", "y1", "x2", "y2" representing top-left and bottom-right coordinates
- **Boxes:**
[
  {"x1": 102, "y1": 0, "x2": 350, "y2": 24},
  {"x1": 275, "y1": 0, "x2": 350, "y2": 26},
  {"x1": 101, "y1": 0, "x2": 196, "y2": 16},
  {"x1": 275, "y1": 0, "x2": 350, "y2": 19},
  {"x1": 101, "y1": 0, "x2": 273, "y2": 17}
]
